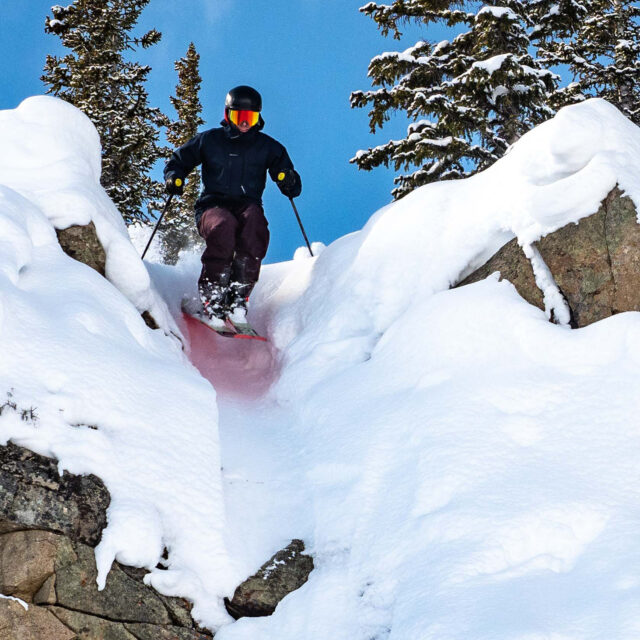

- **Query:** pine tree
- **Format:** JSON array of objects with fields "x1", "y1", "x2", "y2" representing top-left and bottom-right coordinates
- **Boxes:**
[
  {"x1": 162, "y1": 43, "x2": 205, "y2": 264},
  {"x1": 352, "y1": 1, "x2": 556, "y2": 199},
  {"x1": 42, "y1": 0, "x2": 168, "y2": 225},
  {"x1": 531, "y1": 0, "x2": 640, "y2": 124},
  {"x1": 527, "y1": 0, "x2": 589, "y2": 109},
  {"x1": 457, "y1": 5, "x2": 557, "y2": 162}
]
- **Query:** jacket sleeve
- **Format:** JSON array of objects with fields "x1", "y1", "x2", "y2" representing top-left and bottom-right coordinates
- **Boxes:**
[
  {"x1": 268, "y1": 142, "x2": 302, "y2": 198},
  {"x1": 164, "y1": 133, "x2": 204, "y2": 182}
]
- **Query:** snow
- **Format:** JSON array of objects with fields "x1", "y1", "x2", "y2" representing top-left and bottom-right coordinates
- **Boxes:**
[
  {"x1": 211, "y1": 274, "x2": 640, "y2": 640},
  {"x1": 522, "y1": 243, "x2": 571, "y2": 326},
  {"x1": 477, "y1": 6, "x2": 518, "y2": 21},
  {"x1": 2, "y1": 94, "x2": 640, "y2": 638},
  {"x1": 0, "y1": 97, "x2": 236, "y2": 629},
  {"x1": 472, "y1": 52, "x2": 512, "y2": 74},
  {"x1": 269, "y1": 99, "x2": 640, "y2": 400},
  {"x1": 0, "y1": 96, "x2": 179, "y2": 338},
  {"x1": 0, "y1": 594, "x2": 29, "y2": 610},
  {"x1": 213, "y1": 98, "x2": 640, "y2": 638}
]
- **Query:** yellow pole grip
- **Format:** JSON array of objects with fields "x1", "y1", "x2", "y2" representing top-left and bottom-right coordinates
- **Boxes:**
[
  {"x1": 277, "y1": 172, "x2": 285, "y2": 182},
  {"x1": 175, "y1": 178, "x2": 183, "y2": 187}
]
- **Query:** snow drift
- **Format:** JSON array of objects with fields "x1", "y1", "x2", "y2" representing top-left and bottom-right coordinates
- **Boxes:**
[
  {"x1": 0, "y1": 96, "x2": 237, "y2": 628},
  {"x1": 213, "y1": 98, "x2": 640, "y2": 639},
  {"x1": 259, "y1": 98, "x2": 640, "y2": 402}
]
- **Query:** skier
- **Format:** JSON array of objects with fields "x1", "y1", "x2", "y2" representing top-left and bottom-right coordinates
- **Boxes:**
[{"x1": 164, "y1": 85, "x2": 302, "y2": 331}]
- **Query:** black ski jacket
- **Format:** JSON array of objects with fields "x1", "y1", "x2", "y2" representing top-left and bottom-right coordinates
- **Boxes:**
[{"x1": 164, "y1": 120, "x2": 301, "y2": 222}]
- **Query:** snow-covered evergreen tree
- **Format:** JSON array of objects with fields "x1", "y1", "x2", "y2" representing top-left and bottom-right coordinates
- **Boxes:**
[
  {"x1": 461, "y1": 5, "x2": 557, "y2": 161},
  {"x1": 528, "y1": 0, "x2": 588, "y2": 42},
  {"x1": 531, "y1": 0, "x2": 640, "y2": 124},
  {"x1": 162, "y1": 43, "x2": 205, "y2": 264},
  {"x1": 352, "y1": 1, "x2": 556, "y2": 199},
  {"x1": 42, "y1": 0, "x2": 168, "y2": 225}
]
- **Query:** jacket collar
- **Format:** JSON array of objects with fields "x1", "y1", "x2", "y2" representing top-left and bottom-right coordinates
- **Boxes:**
[{"x1": 220, "y1": 115, "x2": 265, "y2": 140}]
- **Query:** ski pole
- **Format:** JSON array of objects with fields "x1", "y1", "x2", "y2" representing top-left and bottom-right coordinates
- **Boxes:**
[
  {"x1": 278, "y1": 171, "x2": 314, "y2": 257},
  {"x1": 288, "y1": 197, "x2": 314, "y2": 257},
  {"x1": 141, "y1": 193, "x2": 175, "y2": 260}
]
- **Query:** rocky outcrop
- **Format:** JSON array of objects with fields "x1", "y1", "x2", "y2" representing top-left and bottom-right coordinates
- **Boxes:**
[
  {"x1": 458, "y1": 187, "x2": 640, "y2": 327},
  {"x1": 0, "y1": 443, "x2": 109, "y2": 546},
  {"x1": 56, "y1": 223, "x2": 106, "y2": 278},
  {"x1": 225, "y1": 539, "x2": 314, "y2": 619},
  {"x1": 0, "y1": 444, "x2": 211, "y2": 640},
  {"x1": 55, "y1": 223, "x2": 159, "y2": 332},
  {"x1": 0, "y1": 598, "x2": 75, "y2": 640},
  {"x1": 0, "y1": 528, "x2": 211, "y2": 639}
]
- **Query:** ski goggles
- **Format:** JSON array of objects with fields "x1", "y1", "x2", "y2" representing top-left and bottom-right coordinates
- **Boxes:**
[{"x1": 227, "y1": 108, "x2": 260, "y2": 127}]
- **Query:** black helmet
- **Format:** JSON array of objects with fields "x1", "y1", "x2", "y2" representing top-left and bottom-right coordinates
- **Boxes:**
[{"x1": 225, "y1": 86, "x2": 262, "y2": 112}]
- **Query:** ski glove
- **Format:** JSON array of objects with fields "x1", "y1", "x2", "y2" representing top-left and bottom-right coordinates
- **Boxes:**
[
  {"x1": 276, "y1": 169, "x2": 301, "y2": 198},
  {"x1": 165, "y1": 176, "x2": 184, "y2": 196}
]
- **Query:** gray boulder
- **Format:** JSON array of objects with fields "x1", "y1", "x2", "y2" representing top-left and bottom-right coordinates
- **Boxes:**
[
  {"x1": 0, "y1": 443, "x2": 109, "y2": 546},
  {"x1": 0, "y1": 528, "x2": 212, "y2": 639},
  {"x1": 225, "y1": 539, "x2": 314, "y2": 619},
  {"x1": 0, "y1": 598, "x2": 75, "y2": 640}
]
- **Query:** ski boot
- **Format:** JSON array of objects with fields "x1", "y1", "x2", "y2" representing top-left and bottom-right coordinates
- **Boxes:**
[
  {"x1": 227, "y1": 256, "x2": 258, "y2": 334},
  {"x1": 228, "y1": 281, "x2": 251, "y2": 321},
  {"x1": 199, "y1": 267, "x2": 232, "y2": 332}
]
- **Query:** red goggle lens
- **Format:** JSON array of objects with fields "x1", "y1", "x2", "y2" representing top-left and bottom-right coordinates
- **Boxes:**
[{"x1": 227, "y1": 109, "x2": 260, "y2": 127}]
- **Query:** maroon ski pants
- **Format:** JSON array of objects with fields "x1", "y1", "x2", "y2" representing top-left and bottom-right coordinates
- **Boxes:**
[{"x1": 197, "y1": 201, "x2": 269, "y2": 285}]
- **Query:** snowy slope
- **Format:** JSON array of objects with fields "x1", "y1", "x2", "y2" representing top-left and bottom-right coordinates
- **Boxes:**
[
  {"x1": 211, "y1": 99, "x2": 640, "y2": 639},
  {"x1": 2, "y1": 94, "x2": 640, "y2": 640},
  {"x1": 261, "y1": 98, "x2": 640, "y2": 402},
  {"x1": 0, "y1": 97, "x2": 237, "y2": 628}
]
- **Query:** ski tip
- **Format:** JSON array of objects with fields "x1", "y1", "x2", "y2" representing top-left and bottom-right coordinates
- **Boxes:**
[
  {"x1": 226, "y1": 319, "x2": 268, "y2": 342},
  {"x1": 233, "y1": 333, "x2": 268, "y2": 342}
]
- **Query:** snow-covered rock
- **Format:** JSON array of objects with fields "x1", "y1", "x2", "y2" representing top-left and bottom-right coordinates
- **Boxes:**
[
  {"x1": 0, "y1": 96, "x2": 237, "y2": 630},
  {"x1": 225, "y1": 540, "x2": 313, "y2": 619},
  {"x1": 0, "y1": 442, "x2": 109, "y2": 545},
  {"x1": 0, "y1": 96, "x2": 178, "y2": 337},
  {"x1": 460, "y1": 186, "x2": 640, "y2": 327}
]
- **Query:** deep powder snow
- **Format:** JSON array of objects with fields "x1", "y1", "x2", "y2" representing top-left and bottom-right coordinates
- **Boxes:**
[{"x1": 2, "y1": 95, "x2": 640, "y2": 639}]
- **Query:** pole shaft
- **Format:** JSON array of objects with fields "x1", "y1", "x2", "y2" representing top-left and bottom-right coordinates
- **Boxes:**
[
  {"x1": 141, "y1": 195, "x2": 173, "y2": 260},
  {"x1": 289, "y1": 197, "x2": 314, "y2": 257}
]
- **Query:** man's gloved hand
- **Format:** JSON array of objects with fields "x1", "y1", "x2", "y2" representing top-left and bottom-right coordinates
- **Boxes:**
[
  {"x1": 165, "y1": 176, "x2": 184, "y2": 196},
  {"x1": 277, "y1": 169, "x2": 301, "y2": 198}
]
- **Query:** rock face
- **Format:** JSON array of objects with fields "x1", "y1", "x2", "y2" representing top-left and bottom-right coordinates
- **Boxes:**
[
  {"x1": 0, "y1": 598, "x2": 75, "y2": 640},
  {"x1": 225, "y1": 539, "x2": 314, "y2": 619},
  {"x1": 55, "y1": 223, "x2": 159, "y2": 332},
  {"x1": 0, "y1": 443, "x2": 109, "y2": 546},
  {"x1": 459, "y1": 187, "x2": 640, "y2": 327},
  {"x1": 0, "y1": 444, "x2": 211, "y2": 640},
  {"x1": 56, "y1": 223, "x2": 107, "y2": 277}
]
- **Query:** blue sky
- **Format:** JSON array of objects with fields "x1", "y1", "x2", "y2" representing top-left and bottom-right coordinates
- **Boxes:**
[{"x1": 2, "y1": 1, "x2": 429, "y2": 263}]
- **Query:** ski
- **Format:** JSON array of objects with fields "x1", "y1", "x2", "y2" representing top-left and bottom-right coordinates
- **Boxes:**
[
  {"x1": 181, "y1": 301, "x2": 267, "y2": 342},
  {"x1": 183, "y1": 308, "x2": 237, "y2": 338},
  {"x1": 226, "y1": 317, "x2": 267, "y2": 342}
]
